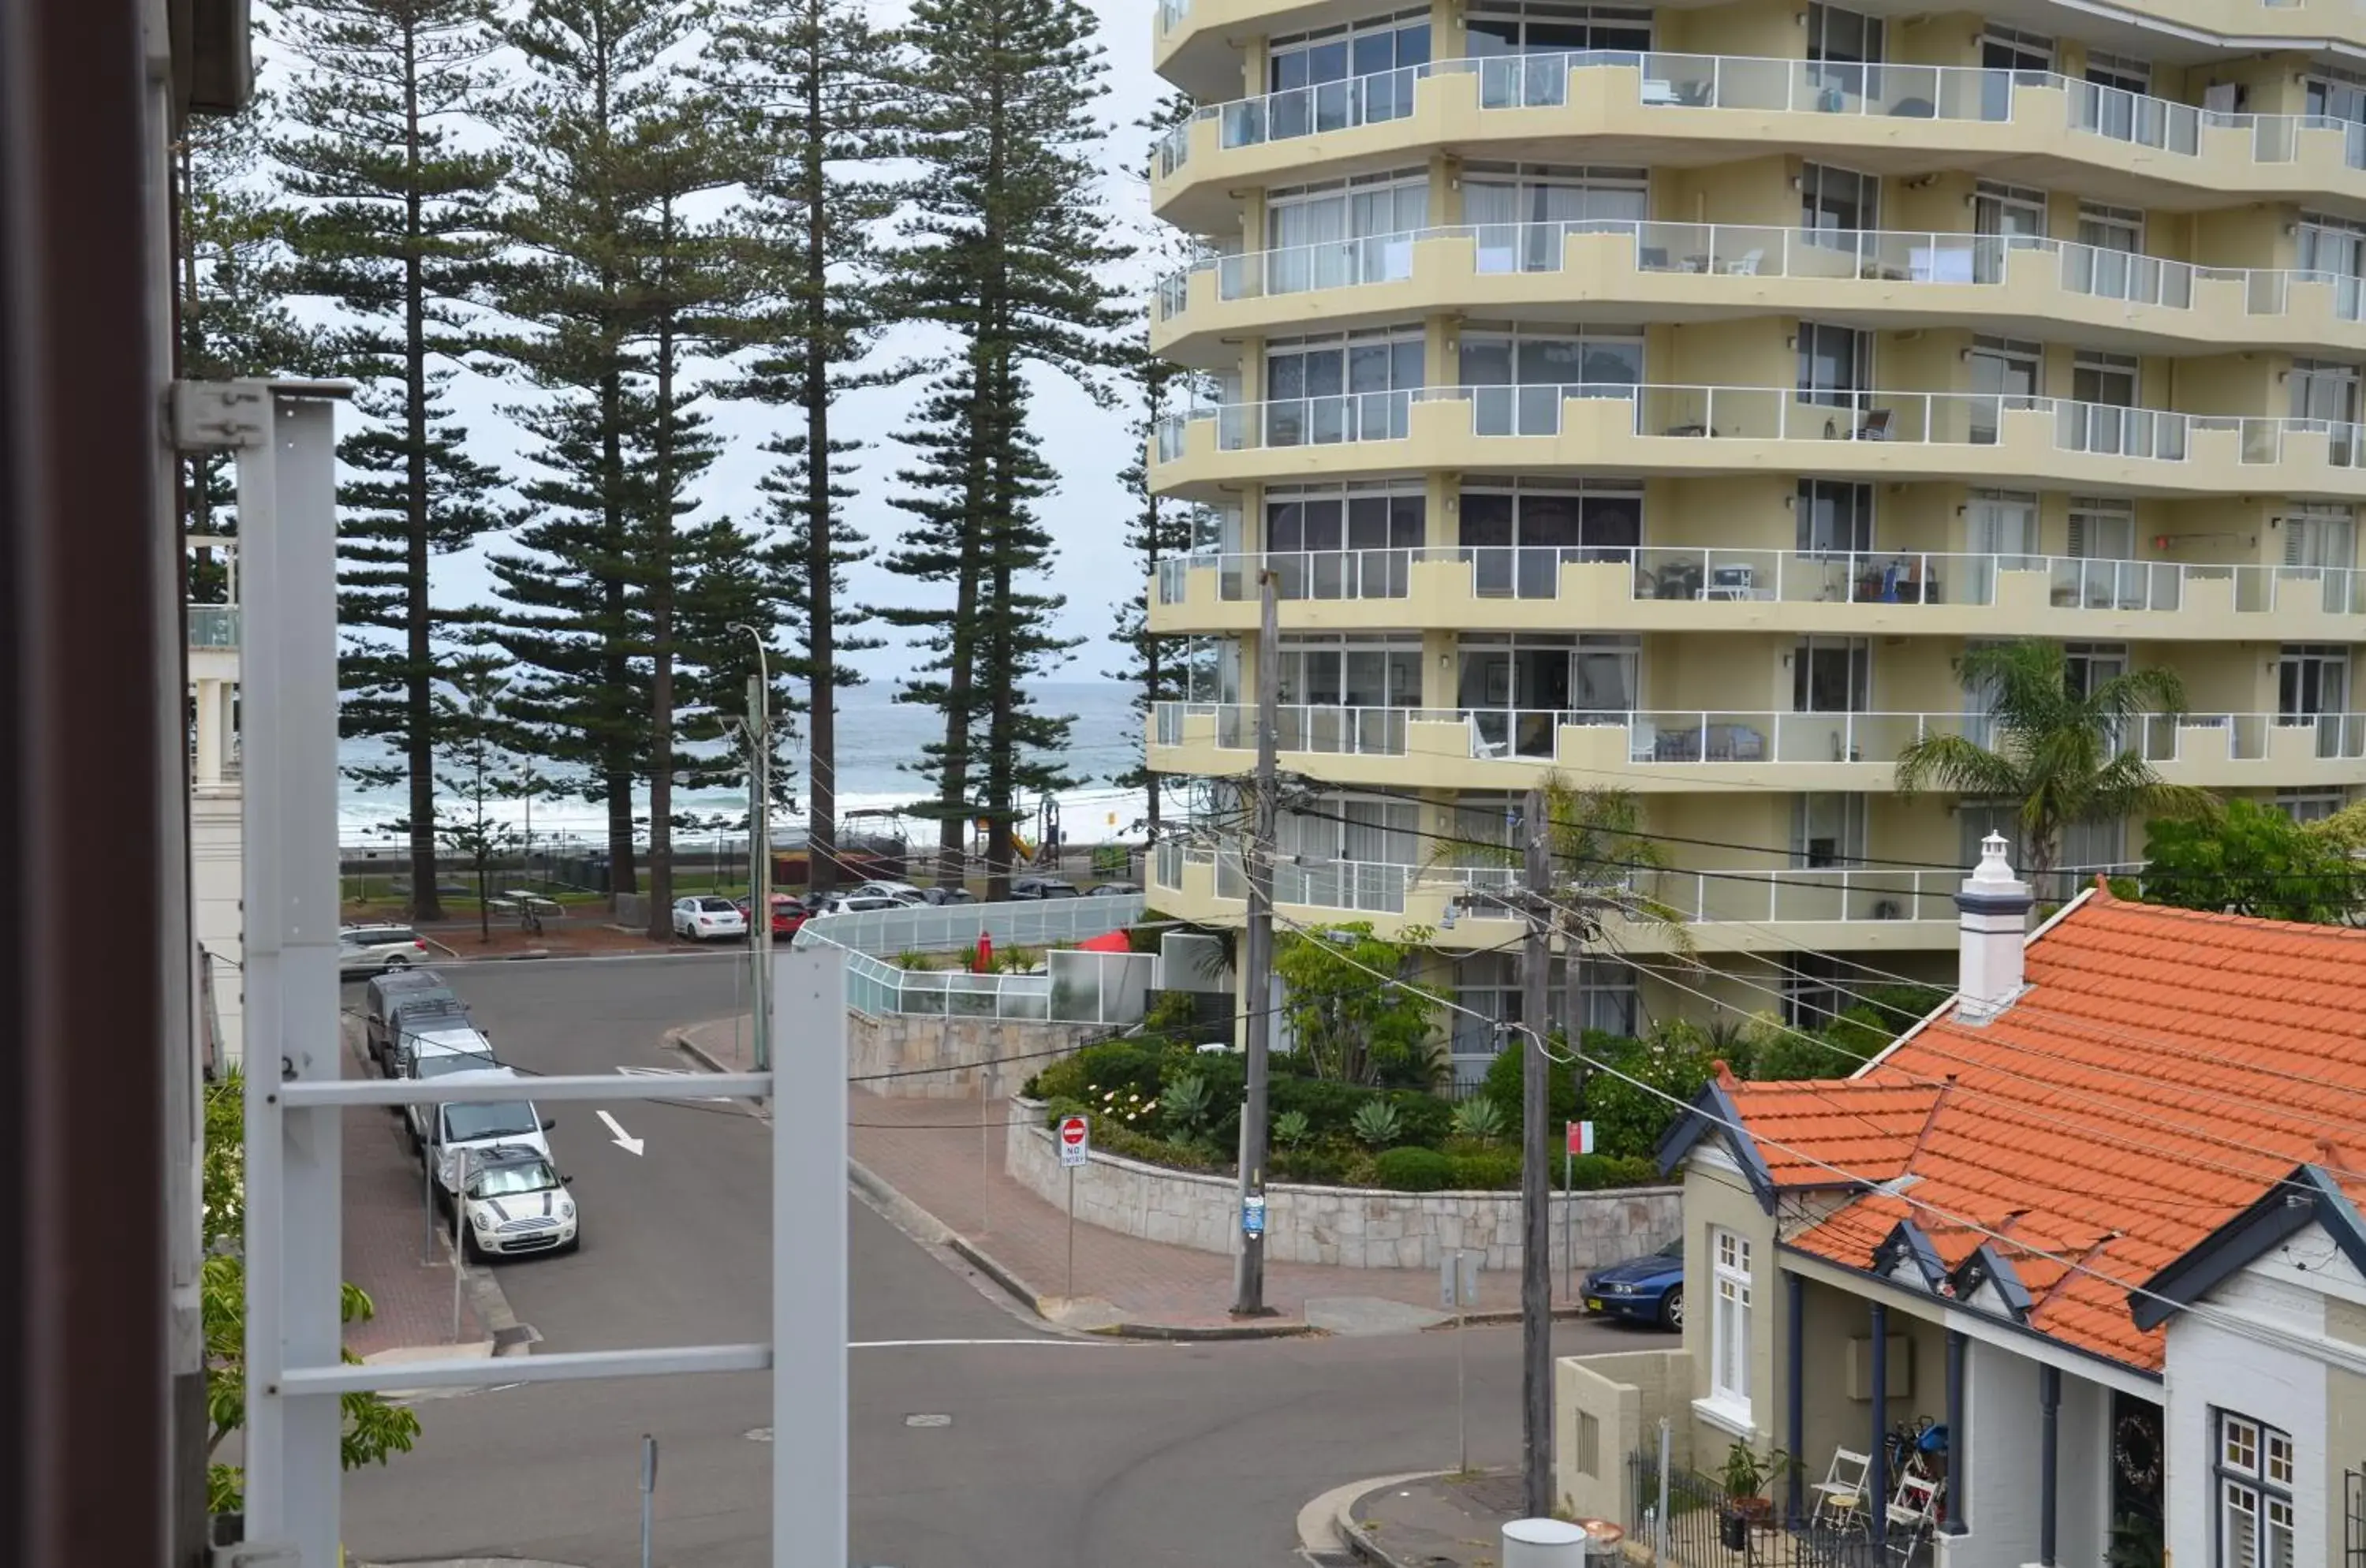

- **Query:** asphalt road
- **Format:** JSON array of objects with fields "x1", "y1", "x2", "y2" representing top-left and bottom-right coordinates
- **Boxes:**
[{"x1": 340, "y1": 952, "x2": 1662, "y2": 1567}]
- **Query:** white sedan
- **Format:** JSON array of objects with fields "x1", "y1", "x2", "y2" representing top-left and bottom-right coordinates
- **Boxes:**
[
  {"x1": 672, "y1": 895, "x2": 747, "y2": 942},
  {"x1": 459, "y1": 1150, "x2": 578, "y2": 1259}
]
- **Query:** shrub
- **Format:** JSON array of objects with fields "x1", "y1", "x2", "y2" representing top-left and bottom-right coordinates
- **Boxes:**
[
  {"x1": 1025, "y1": 1040, "x2": 1161, "y2": 1107},
  {"x1": 1372, "y1": 1146, "x2": 1454, "y2": 1192},
  {"x1": 1269, "y1": 1076, "x2": 1378, "y2": 1141},
  {"x1": 1350, "y1": 1099, "x2": 1402, "y2": 1149},
  {"x1": 1562, "y1": 1152, "x2": 1662, "y2": 1190},
  {"x1": 1161, "y1": 1073, "x2": 1217, "y2": 1142},
  {"x1": 1385, "y1": 1090, "x2": 1454, "y2": 1150},
  {"x1": 1446, "y1": 1149, "x2": 1522, "y2": 1189},
  {"x1": 1451, "y1": 1096, "x2": 1507, "y2": 1145},
  {"x1": 1272, "y1": 1141, "x2": 1355, "y2": 1185},
  {"x1": 1272, "y1": 1109, "x2": 1312, "y2": 1150}
]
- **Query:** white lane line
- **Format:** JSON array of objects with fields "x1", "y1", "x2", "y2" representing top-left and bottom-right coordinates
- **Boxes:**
[{"x1": 849, "y1": 1338, "x2": 1107, "y2": 1349}]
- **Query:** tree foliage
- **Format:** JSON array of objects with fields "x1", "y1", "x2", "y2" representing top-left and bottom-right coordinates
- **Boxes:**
[
  {"x1": 1896, "y1": 640, "x2": 2216, "y2": 887},
  {"x1": 1272, "y1": 922, "x2": 1443, "y2": 1087},
  {"x1": 2140, "y1": 797, "x2": 2366, "y2": 923}
]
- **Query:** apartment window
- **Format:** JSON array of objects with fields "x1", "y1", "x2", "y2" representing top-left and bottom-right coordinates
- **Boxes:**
[
  {"x1": 1461, "y1": 324, "x2": 1643, "y2": 434},
  {"x1": 2286, "y1": 504, "x2": 2358, "y2": 569},
  {"x1": 1265, "y1": 170, "x2": 1430, "y2": 290},
  {"x1": 1980, "y1": 25, "x2": 2053, "y2": 73},
  {"x1": 1806, "y1": 4, "x2": 1883, "y2": 65},
  {"x1": 2292, "y1": 360, "x2": 2362, "y2": 428},
  {"x1": 2068, "y1": 351, "x2": 2144, "y2": 457},
  {"x1": 1710, "y1": 1228, "x2": 1754, "y2": 1413},
  {"x1": 2069, "y1": 498, "x2": 2136, "y2": 560},
  {"x1": 1264, "y1": 480, "x2": 1424, "y2": 597},
  {"x1": 1793, "y1": 636, "x2": 1872, "y2": 712},
  {"x1": 1263, "y1": 327, "x2": 1424, "y2": 444},
  {"x1": 2073, "y1": 349, "x2": 2139, "y2": 409},
  {"x1": 2063, "y1": 641, "x2": 2129, "y2": 700},
  {"x1": 2217, "y1": 1413, "x2": 2295, "y2": 1568},
  {"x1": 2070, "y1": 203, "x2": 2146, "y2": 297},
  {"x1": 1959, "y1": 801, "x2": 2122, "y2": 886},
  {"x1": 1447, "y1": 948, "x2": 1640, "y2": 1057},
  {"x1": 1274, "y1": 633, "x2": 1424, "y2": 708},
  {"x1": 1778, "y1": 952, "x2": 1853, "y2": 1028},
  {"x1": 1277, "y1": 793, "x2": 1420, "y2": 867},
  {"x1": 2279, "y1": 644, "x2": 2349, "y2": 719},
  {"x1": 1465, "y1": 162, "x2": 1648, "y2": 271},
  {"x1": 2300, "y1": 213, "x2": 2366, "y2": 282},
  {"x1": 2306, "y1": 64, "x2": 2366, "y2": 127},
  {"x1": 1800, "y1": 162, "x2": 1879, "y2": 235},
  {"x1": 1797, "y1": 321, "x2": 1872, "y2": 408},
  {"x1": 2279, "y1": 790, "x2": 2346, "y2": 823},
  {"x1": 1793, "y1": 793, "x2": 1869, "y2": 867},
  {"x1": 1973, "y1": 180, "x2": 2047, "y2": 242},
  {"x1": 1797, "y1": 480, "x2": 1874, "y2": 554},
  {"x1": 1460, "y1": 477, "x2": 1643, "y2": 594},
  {"x1": 1265, "y1": 9, "x2": 1432, "y2": 133},
  {"x1": 1458, "y1": 633, "x2": 1639, "y2": 751},
  {"x1": 1465, "y1": 3, "x2": 1652, "y2": 54}
]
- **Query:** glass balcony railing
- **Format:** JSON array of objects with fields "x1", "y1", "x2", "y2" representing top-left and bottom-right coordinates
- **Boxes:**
[
  {"x1": 1152, "y1": 49, "x2": 2366, "y2": 181},
  {"x1": 1152, "y1": 223, "x2": 2366, "y2": 325},
  {"x1": 188, "y1": 604, "x2": 241, "y2": 649}
]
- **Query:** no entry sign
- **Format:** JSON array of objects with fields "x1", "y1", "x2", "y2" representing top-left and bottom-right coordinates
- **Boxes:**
[
  {"x1": 1566, "y1": 1120, "x2": 1595, "y2": 1156},
  {"x1": 1058, "y1": 1114, "x2": 1091, "y2": 1168}
]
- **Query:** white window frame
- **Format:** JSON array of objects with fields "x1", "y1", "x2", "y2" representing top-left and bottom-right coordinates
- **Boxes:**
[
  {"x1": 1707, "y1": 1227, "x2": 1755, "y2": 1422},
  {"x1": 2216, "y1": 1412, "x2": 2296, "y2": 1568}
]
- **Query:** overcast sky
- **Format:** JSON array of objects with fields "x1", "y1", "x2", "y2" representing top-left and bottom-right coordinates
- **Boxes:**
[{"x1": 374, "y1": 0, "x2": 1173, "y2": 690}]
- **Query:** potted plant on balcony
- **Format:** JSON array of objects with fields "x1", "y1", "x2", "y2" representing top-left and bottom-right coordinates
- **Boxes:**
[{"x1": 1717, "y1": 1440, "x2": 1793, "y2": 1548}]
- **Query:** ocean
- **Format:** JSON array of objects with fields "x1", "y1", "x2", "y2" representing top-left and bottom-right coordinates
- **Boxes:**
[{"x1": 337, "y1": 680, "x2": 1155, "y2": 849}]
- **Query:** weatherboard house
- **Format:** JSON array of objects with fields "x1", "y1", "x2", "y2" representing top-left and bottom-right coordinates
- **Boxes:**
[{"x1": 1559, "y1": 836, "x2": 2366, "y2": 1568}]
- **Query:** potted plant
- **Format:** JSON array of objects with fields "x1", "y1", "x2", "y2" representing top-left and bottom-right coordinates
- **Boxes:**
[{"x1": 1718, "y1": 1440, "x2": 1793, "y2": 1547}]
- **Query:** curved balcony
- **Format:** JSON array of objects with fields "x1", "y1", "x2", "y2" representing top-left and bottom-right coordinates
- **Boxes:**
[
  {"x1": 1144, "y1": 843, "x2": 1964, "y2": 953},
  {"x1": 1151, "y1": 222, "x2": 2366, "y2": 366},
  {"x1": 1148, "y1": 386, "x2": 2366, "y2": 502},
  {"x1": 1148, "y1": 547, "x2": 2366, "y2": 640},
  {"x1": 1151, "y1": 53, "x2": 2366, "y2": 233},
  {"x1": 1147, "y1": 700, "x2": 2366, "y2": 792},
  {"x1": 1159, "y1": 11, "x2": 2366, "y2": 101}
]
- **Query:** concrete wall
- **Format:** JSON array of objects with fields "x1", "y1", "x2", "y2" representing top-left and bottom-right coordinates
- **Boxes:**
[
  {"x1": 1005, "y1": 1096, "x2": 1681, "y2": 1271},
  {"x1": 853, "y1": 1016, "x2": 1098, "y2": 1100},
  {"x1": 191, "y1": 786, "x2": 242, "y2": 1068},
  {"x1": 1558, "y1": 1348, "x2": 1695, "y2": 1527}
]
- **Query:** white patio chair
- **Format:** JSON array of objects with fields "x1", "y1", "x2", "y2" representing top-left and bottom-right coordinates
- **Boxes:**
[
  {"x1": 1726, "y1": 248, "x2": 1766, "y2": 277},
  {"x1": 1810, "y1": 1447, "x2": 1872, "y2": 1533},
  {"x1": 1884, "y1": 1469, "x2": 1942, "y2": 1547}
]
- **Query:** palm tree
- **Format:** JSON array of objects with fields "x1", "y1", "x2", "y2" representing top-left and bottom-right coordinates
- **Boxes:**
[{"x1": 1896, "y1": 640, "x2": 2216, "y2": 890}]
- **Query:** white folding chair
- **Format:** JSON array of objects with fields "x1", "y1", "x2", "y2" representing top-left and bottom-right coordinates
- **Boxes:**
[
  {"x1": 1810, "y1": 1447, "x2": 1872, "y2": 1533},
  {"x1": 1884, "y1": 1469, "x2": 1942, "y2": 1553}
]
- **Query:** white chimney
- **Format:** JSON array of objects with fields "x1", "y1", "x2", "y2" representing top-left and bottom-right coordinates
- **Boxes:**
[{"x1": 1956, "y1": 832, "x2": 2033, "y2": 1024}]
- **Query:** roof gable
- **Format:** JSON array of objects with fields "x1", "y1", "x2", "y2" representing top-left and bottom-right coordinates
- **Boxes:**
[{"x1": 2132, "y1": 1164, "x2": 2366, "y2": 1331}]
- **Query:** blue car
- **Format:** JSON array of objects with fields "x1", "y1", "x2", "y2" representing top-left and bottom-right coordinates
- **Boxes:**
[{"x1": 1582, "y1": 1238, "x2": 1684, "y2": 1330}]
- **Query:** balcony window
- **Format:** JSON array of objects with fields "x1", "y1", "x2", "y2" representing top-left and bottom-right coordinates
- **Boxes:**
[
  {"x1": 1448, "y1": 947, "x2": 1638, "y2": 1060},
  {"x1": 2068, "y1": 498, "x2": 2135, "y2": 562},
  {"x1": 2299, "y1": 213, "x2": 2366, "y2": 285},
  {"x1": 1276, "y1": 633, "x2": 1424, "y2": 710},
  {"x1": 2069, "y1": 203, "x2": 2148, "y2": 300},
  {"x1": 2081, "y1": 50, "x2": 2151, "y2": 141},
  {"x1": 1796, "y1": 321, "x2": 1871, "y2": 410},
  {"x1": 2072, "y1": 349, "x2": 2139, "y2": 410},
  {"x1": 1263, "y1": 171, "x2": 1429, "y2": 293},
  {"x1": 1806, "y1": 2, "x2": 1883, "y2": 103},
  {"x1": 1263, "y1": 9, "x2": 1431, "y2": 136},
  {"x1": 2278, "y1": 790, "x2": 2346, "y2": 823},
  {"x1": 1464, "y1": 162, "x2": 1647, "y2": 271},
  {"x1": 1459, "y1": 633, "x2": 1637, "y2": 756},
  {"x1": 1465, "y1": 3, "x2": 1651, "y2": 55},
  {"x1": 1957, "y1": 801, "x2": 2122, "y2": 885},
  {"x1": 2291, "y1": 360, "x2": 2362, "y2": 467},
  {"x1": 1793, "y1": 636, "x2": 1871, "y2": 713},
  {"x1": 2279, "y1": 644, "x2": 2349, "y2": 720},
  {"x1": 1980, "y1": 25, "x2": 2053, "y2": 73},
  {"x1": 1460, "y1": 324, "x2": 1643, "y2": 434},
  {"x1": 1800, "y1": 162, "x2": 1879, "y2": 240},
  {"x1": 2286, "y1": 504, "x2": 2357, "y2": 570},
  {"x1": 1263, "y1": 327, "x2": 1424, "y2": 446},
  {"x1": 1278, "y1": 793, "x2": 1420, "y2": 866},
  {"x1": 1792, "y1": 793, "x2": 1868, "y2": 868},
  {"x1": 2064, "y1": 641, "x2": 2130, "y2": 701},
  {"x1": 1264, "y1": 480, "x2": 1424, "y2": 598},
  {"x1": 1460, "y1": 478, "x2": 1642, "y2": 594},
  {"x1": 1797, "y1": 480, "x2": 1874, "y2": 555}
]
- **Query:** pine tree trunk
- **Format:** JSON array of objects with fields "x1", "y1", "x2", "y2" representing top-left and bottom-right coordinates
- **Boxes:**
[
  {"x1": 802, "y1": 58, "x2": 839, "y2": 897},
  {"x1": 983, "y1": 355, "x2": 1017, "y2": 901},
  {"x1": 401, "y1": 24, "x2": 444, "y2": 924},
  {"x1": 647, "y1": 293, "x2": 677, "y2": 942},
  {"x1": 602, "y1": 365, "x2": 638, "y2": 904}
]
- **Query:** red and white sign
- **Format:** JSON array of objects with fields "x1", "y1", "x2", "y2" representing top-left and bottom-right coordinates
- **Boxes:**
[
  {"x1": 1566, "y1": 1120, "x2": 1595, "y2": 1156},
  {"x1": 1058, "y1": 1114, "x2": 1091, "y2": 1168}
]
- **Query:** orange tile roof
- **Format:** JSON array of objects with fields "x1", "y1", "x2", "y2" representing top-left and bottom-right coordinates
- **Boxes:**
[{"x1": 1719, "y1": 888, "x2": 2366, "y2": 1373}]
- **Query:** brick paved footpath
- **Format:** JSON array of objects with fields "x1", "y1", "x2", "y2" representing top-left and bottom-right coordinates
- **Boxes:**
[
  {"x1": 679, "y1": 1011, "x2": 1551, "y2": 1329},
  {"x1": 339, "y1": 1021, "x2": 488, "y2": 1359}
]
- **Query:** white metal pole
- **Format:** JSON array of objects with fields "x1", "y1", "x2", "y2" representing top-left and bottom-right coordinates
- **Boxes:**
[
  {"x1": 773, "y1": 943, "x2": 848, "y2": 1564},
  {"x1": 453, "y1": 1146, "x2": 468, "y2": 1341},
  {"x1": 236, "y1": 386, "x2": 344, "y2": 1566}
]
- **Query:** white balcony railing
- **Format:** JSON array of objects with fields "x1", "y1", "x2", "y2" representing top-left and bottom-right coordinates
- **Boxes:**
[
  {"x1": 1152, "y1": 701, "x2": 2366, "y2": 770},
  {"x1": 1152, "y1": 221, "x2": 2366, "y2": 324},
  {"x1": 1151, "y1": 48, "x2": 2366, "y2": 180},
  {"x1": 188, "y1": 603, "x2": 241, "y2": 649}
]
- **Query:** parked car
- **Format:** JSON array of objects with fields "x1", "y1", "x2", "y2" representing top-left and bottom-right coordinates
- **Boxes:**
[
  {"x1": 422, "y1": 1068, "x2": 554, "y2": 1197},
  {"x1": 375, "y1": 992, "x2": 470, "y2": 1076},
  {"x1": 912, "y1": 886, "x2": 975, "y2": 906},
  {"x1": 338, "y1": 924, "x2": 428, "y2": 978},
  {"x1": 398, "y1": 1023, "x2": 501, "y2": 1147},
  {"x1": 1086, "y1": 881, "x2": 1141, "y2": 897},
  {"x1": 849, "y1": 879, "x2": 924, "y2": 903},
  {"x1": 1581, "y1": 1238, "x2": 1684, "y2": 1330},
  {"x1": 671, "y1": 895, "x2": 747, "y2": 942},
  {"x1": 458, "y1": 1148, "x2": 578, "y2": 1259},
  {"x1": 730, "y1": 894, "x2": 810, "y2": 936},
  {"x1": 813, "y1": 893, "x2": 906, "y2": 916},
  {"x1": 364, "y1": 969, "x2": 450, "y2": 1070},
  {"x1": 1009, "y1": 877, "x2": 1080, "y2": 900}
]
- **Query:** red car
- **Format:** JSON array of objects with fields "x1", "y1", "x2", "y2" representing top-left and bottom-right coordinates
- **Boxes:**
[{"x1": 733, "y1": 894, "x2": 808, "y2": 938}]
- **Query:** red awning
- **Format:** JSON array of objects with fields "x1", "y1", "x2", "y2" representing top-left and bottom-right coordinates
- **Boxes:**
[{"x1": 1075, "y1": 929, "x2": 1133, "y2": 954}]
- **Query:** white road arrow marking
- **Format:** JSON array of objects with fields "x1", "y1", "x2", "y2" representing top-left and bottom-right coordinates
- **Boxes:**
[{"x1": 596, "y1": 1109, "x2": 645, "y2": 1155}]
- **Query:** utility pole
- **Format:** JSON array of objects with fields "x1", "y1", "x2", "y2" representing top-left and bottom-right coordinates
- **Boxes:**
[
  {"x1": 748, "y1": 672, "x2": 774, "y2": 1072},
  {"x1": 1520, "y1": 785, "x2": 1554, "y2": 1518},
  {"x1": 1233, "y1": 569, "x2": 1280, "y2": 1317}
]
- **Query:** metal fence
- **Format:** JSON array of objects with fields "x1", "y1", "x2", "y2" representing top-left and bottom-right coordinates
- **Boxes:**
[
  {"x1": 795, "y1": 893, "x2": 1146, "y2": 957},
  {"x1": 840, "y1": 946, "x2": 1153, "y2": 1025},
  {"x1": 1627, "y1": 1454, "x2": 1909, "y2": 1568}
]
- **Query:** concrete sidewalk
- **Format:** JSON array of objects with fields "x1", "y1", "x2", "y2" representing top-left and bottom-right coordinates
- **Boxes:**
[{"x1": 675, "y1": 1014, "x2": 1576, "y2": 1335}]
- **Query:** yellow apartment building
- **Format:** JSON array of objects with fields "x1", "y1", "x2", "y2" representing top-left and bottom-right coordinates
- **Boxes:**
[{"x1": 1136, "y1": 0, "x2": 2366, "y2": 1077}]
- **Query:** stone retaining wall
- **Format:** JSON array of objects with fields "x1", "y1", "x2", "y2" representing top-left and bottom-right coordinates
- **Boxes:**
[
  {"x1": 853, "y1": 1014, "x2": 1098, "y2": 1099},
  {"x1": 1004, "y1": 1097, "x2": 1680, "y2": 1272}
]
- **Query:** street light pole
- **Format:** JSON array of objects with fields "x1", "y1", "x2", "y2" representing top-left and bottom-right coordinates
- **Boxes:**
[
  {"x1": 1233, "y1": 571, "x2": 1279, "y2": 1318},
  {"x1": 732, "y1": 625, "x2": 773, "y2": 1073}
]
